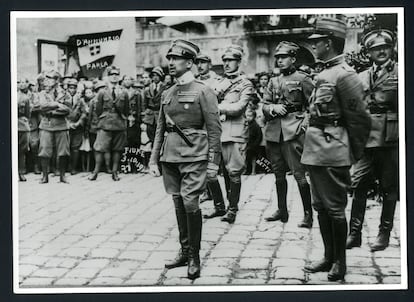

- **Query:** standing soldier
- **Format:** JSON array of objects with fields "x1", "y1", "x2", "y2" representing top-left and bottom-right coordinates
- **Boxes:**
[
  {"x1": 17, "y1": 79, "x2": 31, "y2": 181},
  {"x1": 37, "y1": 70, "x2": 72, "y2": 184},
  {"x1": 28, "y1": 80, "x2": 42, "y2": 174},
  {"x1": 301, "y1": 17, "x2": 371, "y2": 281},
  {"x1": 149, "y1": 39, "x2": 221, "y2": 280},
  {"x1": 262, "y1": 41, "x2": 314, "y2": 228},
  {"x1": 127, "y1": 81, "x2": 144, "y2": 148},
  {"x1": 346, "y1": 30, "x2": 399, "y2": 252},
  {"x1": 203, "y1": 45, "x2": 255, "y2": 223},
  {"x1": 143, "y1": 66, "x2": 166, "y2": 143},
  {"x1": 66, "y1": 78, "x2": 87, "y2": 174},
  {"x1": 89, "y1": 66, "x2": 129, "y2": 181}
]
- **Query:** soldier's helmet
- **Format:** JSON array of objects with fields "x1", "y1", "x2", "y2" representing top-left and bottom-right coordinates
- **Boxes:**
[
  {"x1": 222, "y1": 44, "x2": 244, "y2": 61},
  {"x1": 308, "y1": 17, "x2": 347, "y2": 40},
  {"x1": 107, "y1": 66, "x2": 121, "y2": 76},
  {"x1": 151, "y1": 66, "x2": 165, "y2": 79},
  {"x1": 195, "y1": 53, "x2": 212, "y2": 63},
  {"x1": 166, "y1": 39, "x2": 200, "y2": 61},
  {"x1": 274, "y1": 41, "x2": 300, "y2": 57},
  {"x1": 362, "y1": 29, "x2": 395, "y2": 50}
]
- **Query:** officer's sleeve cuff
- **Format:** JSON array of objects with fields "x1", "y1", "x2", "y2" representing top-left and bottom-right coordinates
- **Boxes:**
[{"x1": 208, "y1": 151, "x2": 221, "y2": 165}]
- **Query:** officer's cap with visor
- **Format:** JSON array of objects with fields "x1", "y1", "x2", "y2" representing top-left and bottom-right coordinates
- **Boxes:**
[
  {"x1": 166, "y1": 39, "x2": 200, "y2": 61},
  {"x1": 274, "y1": 41, "x2": 300, "y2": 57},
  {"x1": 222, "y1": 44, "x2": 244, "y2": 61},
  {"x1": 308, "y1": 17, "x2": 347, "y2": 40},
  {"x1": 362, "y1": 29, "x2": 395, "y2": 50},
  {"x1": 195, "y1": 53, "x2": 212, "y2": 63},
  {"x1": 107, "y1": 66, "x2": 121, "y2": 76},
  {"x1": 151, "y1": 66, "x2": 165, "y2": 78},
  {"x1": 45, "y1": 70, "x2": 61, "y2": 80},
  {"x1": 94, "y1": 80, "x2": 106, "y2": 90},
  {"x1": 67, "y1": 78, "x2": 78, "y2": 87}
]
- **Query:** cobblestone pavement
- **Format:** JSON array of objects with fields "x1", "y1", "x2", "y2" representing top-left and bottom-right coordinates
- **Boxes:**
[{"x1": 17, "y1": 172, "x2": 402, "y2": 288}]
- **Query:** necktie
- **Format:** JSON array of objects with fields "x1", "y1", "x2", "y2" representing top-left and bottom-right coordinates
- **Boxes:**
[
  {"x1": 373, "y1": 66, "x2": 381, "y2": 82},
  {"x1": 112, "y1": 87, "x2": 116, "y2": 99}
]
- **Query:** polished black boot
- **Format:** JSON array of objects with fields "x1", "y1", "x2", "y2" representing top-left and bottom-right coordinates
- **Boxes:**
[
  {"x1": 371, "y1": 200, "x2": 397, "y2": 252},
  {"x1": 203, "y1": 180, "x2": 226, "y2": 219},
  {"x1": 304, "y1": 212, "x2": 334, "y2": 273},
  {"x1": 39, "y1": 157, "x2": 49, "y2": 184},
  {"x1": 297, "y1": 183, "x2": 313, "y2": 228},
  {"x1": 59, "y1": 156, "x2": 69, "y2": 183},
  {"x1": 165, "y1": 203, "x2": 189, "y2": 269},
  {"x1": 187, "y1": 209, "x2": 202, "y2": 280},
  {"x1": 221, "y1": 180, "x2": 241, "y2": 224},
  {"x1": 265, "y1": 179, "x2": 288, "y2": 222},
  {"x1": 346, "y1": 193, "x2": 367, "y2": 249},
  {"x1": 328, "y1": 218, "x2": 347, "y2": 281},
  {"x1": 70, "y1": 150, "x2": 80, "y2": 175}
]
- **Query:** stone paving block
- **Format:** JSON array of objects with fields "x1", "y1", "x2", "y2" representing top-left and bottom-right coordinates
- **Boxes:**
[
  {"x1": 90, "y1": 248, "x2": 119, "y2": 258},
  {"x1": 214, "y1": 242, "x2": 244, "y2": 251},
  {"x1": 344, "y1": 274, "x2": 379, "y2": 284},
  {"x1": 123, "y1": 278, "x2": 160, "y2": 286},
  {"x1": 162, "y1": 277, "x2": 193, "y2": 286},
  {"x1": 140, "y1": 252, "x2": 175, "y2": 269},
  {"x1": 241, "y1": 248, "x2": 274, "y2": 258},
  {"x1": 89, "y1": 277, "x2": 125, "y2": 286},
  {"x1": 118, "y1": 251, "x2": 149, "y2": 261},
  {"x1": 193, "y1": 277, "x2": 230, "y2": 285},
  {"x1": 136, "y1": 235, "x2": 164, "y2": 243},
  {"x1": 346, "y1": 256, "x2": 374, "y2": 267},
  {"x1": 382, "y1": 276, "x2": 402, "y2": 284},
  {"x1": 75, "y1": 259, "x2": 110, "y2": 269},
  {"x1": 238, "y1": 258, "x2": 269, "y2": 270},
  {"x1": 59, "y1": 247, "x2": 90, "y2": 258},
  {"x1": 127, "y1": 242, "x2": 158, "y2": 251},
  {"x1": 98, "y1": 241, "x2": 128, "y2": 250},
  {"x1": 272, "y1": 267, "x2": 305, "y2": 280},
  {"x1": 267, "y1": 278, "x2": 304, "y2": 285},
  {"x1": 379, "y1": 266, "x2": 401, "y2": 276},
  {"x1": 130, "y1": 269, "x2": 164, "y2": 280},
  {"x1": 19, "y1": 265, "x2": 40, "y2": 277},
  {"x1": 347, "y1": 266, "x2": 379, "y2": 276},
  {"x1": 34, "y1": 247, "x2": 61, "y2": 257},
  {"x1": 248, "y1": 238, "x2": 278, "y2": 248},
  {"x1": 19, "y1": 248, "x2": 33, "y2": 257},
  {"x1": 20, "y1": 277, "x2": 55, "y2": 287},
  {"x1": 209, "y1": 248, "x2": 241, "y2": 259},
  {"x1": 109, "y1": 234, "x2": 136, "y2": 242},
  {"x1": 231, "y1": 278, "x2": 267, "y2": 285},
  {"x1": 271, "y1": 258, "x2": 305, "y2": 268},
  {"x1": 203, "y1": 257, "x2": 237, "y2": 268},
  {"x1": 201, "y1": 267, "x2": 232, "y2": 277},
  {"x1": 375, "y1": 257, "x2": 401, "y2": 267},
  {"x1": 20, "y1": 255, "x2": 49, "y2": 266},
  {"x1": 63, "y1": 268, "x2": 101, "y2": 279},
  {"x1": 276, "y1": 247, "x2": 306, "y2": 259},
  {"x1": 164, "y1": 266, "x2": 187, "y2": 278},
  {"x1": 54, "y1": 278, "x2": 89, "y2": 286},
  {"x1": 96, "y1": 267, "x2": 133, "y2": 279}
]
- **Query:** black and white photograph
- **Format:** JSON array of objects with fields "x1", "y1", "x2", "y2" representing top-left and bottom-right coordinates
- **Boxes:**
[{"x1": 11, "y1": 8, "x2": 406, "y2": 293}]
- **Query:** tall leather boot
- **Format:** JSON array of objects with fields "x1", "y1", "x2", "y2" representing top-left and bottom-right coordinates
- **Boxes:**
[
  {"x1": 221, "y1": 180, "x2": 241, "y2": 224},
  {"x1": 265, "y1": 179, "x2": 288, "y2": 222},
  {"x1": 165, "y1": 197, "x2": 189, "y2": 269},
  {"x1": 39, "y1": 157, "x2": 49, "y2": 184},
  {"x1": 371, "y1": 200, "x2": 397, "y2": 252},
  {"x1": 222, "y1": 164, "x2": 231, "y2": 201},
  {"x1": 304, "y1": 212, "x2": 334, "y2": 273},
  {"x1": 59, "y1": 156, "x2": 69, "y2": 183},
  {"x1": 187, "y1": 209, "x2": 202, "y2": 280},
  {"x1": 346, "y1": 191, "x2": 367, "y2": 249},
  {"x1": 297, "y1": 183, "x2": 313, "y2": 228},
  {"x1": 70, "y1": 150, "x2": 80, "y2": 175},
  {"x1": 328, "y1": 218, "x2": 347, "y2": 281},
  {"x1": 18, "y1": 153, "x2": 27, "y2": 182},
  {"x1": 203, "y1": 180, "x2": 226, "y2": 219}
]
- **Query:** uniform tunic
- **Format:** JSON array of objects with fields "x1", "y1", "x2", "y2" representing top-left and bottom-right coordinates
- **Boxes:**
[
  {"x1": 67, "y1": 94, "x2": 87, "y2": 150},
  {"x1": 143, "y1": 82, "x2": 166, "y2": 142},
  {"x1": 38, "y1": 87, "x2": 72, "y2": 158},
  {"x1": 262, "y1": 69, "x2": 314, "y2": 179},
  {"x1": 351, "y1": 60, "x2": 399, "y2": 201},
  {"x1": 301, "y1": 55, "x2": 370, "y2": 218},
  {"x1": 28, "y1": 91, "x2": 41, "y2": 153},
  {"x1": 18, "y1": 91, "x2": 31, "y2": 154},
  {"x1": 150, "y1": 71, "x2": 221, "y2": 211}
]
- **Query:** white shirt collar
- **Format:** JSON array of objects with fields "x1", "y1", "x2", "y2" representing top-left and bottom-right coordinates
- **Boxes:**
[{"x1": 176, "y1": 71, "x2": 195, "y2": 85}]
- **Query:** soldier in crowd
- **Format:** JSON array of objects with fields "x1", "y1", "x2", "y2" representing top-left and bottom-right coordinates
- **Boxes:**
[
  {"x1": 203, "y1": 45, "x2": 255, "y2": 224},
  {"x1": 80, "y1": 82, "x2": 95, "y2": 172},
  {"x1": 301, "y1": 18, "x2": 371, "y2": 281},
  {"x1": 89, "y1": 66, "x2": 129, "y2": 181},
  {"x1": 127, "y1": 81, "x2": 144, "y2": 148},
  {"x1": 346, "y1": 30, "x2": 399, "y2": 252},
  {"x1": 25, "y1": 78, "x2": 41, "y2": 174},
  {"x1": 149, "y1": 39, "x2": 221, "y2": 279},
  {"x1": 17, "y1": 79, "x2": 31, "y2": 181},
  {"x1": 141, "y1": 71, "x2": 152, "y2": 88},
  {"x1": 256, "y1": 72, "x2": 270, "y2": 102},
  {"x1": 164, "y1": 74, "x2": 176, "y2": 89},
  {"x1": 262, "y1": 41, "x2": 314, "y2": 228},
  {"x1": 121, "y1": 75, "x2": 135, "y2": 100},
  {"x1": 66, "y1": 78, "x2": 87, "y2": 175},
  {"x1": 37, "y1": 70, "x2": 72, "y2": 184},
  {"x1": 143, "y1": 66, "x2": 166, "y2": 143}
]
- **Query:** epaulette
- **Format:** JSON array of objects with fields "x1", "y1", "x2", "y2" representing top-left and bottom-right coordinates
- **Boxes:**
[{"x1": 341, "y1": 62, "x2": 356, "y2": 73}]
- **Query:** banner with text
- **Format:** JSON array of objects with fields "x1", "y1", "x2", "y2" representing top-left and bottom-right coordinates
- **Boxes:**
[{"x1": 71, "y1": 29, "x2": 123, "y2": 78}]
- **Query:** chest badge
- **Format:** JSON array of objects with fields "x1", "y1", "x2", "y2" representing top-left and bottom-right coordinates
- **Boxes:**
[{"x1": 184, "y1": 104, "x2": 189, "y2": 110}]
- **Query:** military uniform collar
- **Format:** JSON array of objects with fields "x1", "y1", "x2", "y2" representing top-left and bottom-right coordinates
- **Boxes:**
[
  {"x1": 373, "y1": 59, "x2": 395, "y2": 72},
  {"x1": 281, "y1": 67, "x2": 296, "y2": 76},
  {"x1": 323, "y1": 54, "x2": 344, "y2": 68},
  {"x1": 176, "y1": 71, "x2": 195, "y2": 85},
  {"x1": 224, "y1": 70, "x2": 240, "y2": 80},
  {"x1": 198, "y1": 71, "x2": 212, "y2": 80}
]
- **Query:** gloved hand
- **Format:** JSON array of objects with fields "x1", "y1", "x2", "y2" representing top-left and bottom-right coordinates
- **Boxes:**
[
  {"x1": 149, "y1": 164, "x2": 161, "y2": 177},
  {"x1": 270, "y1": 104, "x2": 287, "y2": 116},
  {"x1": 206, "y1": 162, "x2": 219, "y2": 180}
]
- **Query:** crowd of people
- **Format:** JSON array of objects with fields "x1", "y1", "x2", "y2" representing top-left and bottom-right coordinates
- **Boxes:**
[{"x1": 17, "y1": 17, "x2": 399, "y2": 282}]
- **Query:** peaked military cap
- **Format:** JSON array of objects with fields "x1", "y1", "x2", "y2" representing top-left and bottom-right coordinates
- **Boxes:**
[
  {"x1": 151, "y1": 66, "x2": 165, "y2": 78},
  {"x1": 67, "y1": 78, "x2": 78, "y2": 87},
  {"x1": 166, "y1": 39, "x2": 200, "y2": 60},
  {"x1": 45, "y1": 70, "x2": 61, "y2": 80},
  {"x1": 196, "y1": 53, "x2": 211, "y2": 62},
  {"x1": 94, "y1": 80, "x2": 106, "y2": 90},
  {"x1": 222, "y1": 44, "x2": 244, "y2": 60},
  {"x1": 308, "y1": 17, "x2": 347, "y2": 40},
  {"x1": 274, "y1": 41, "x2": 300, "y2": 57},
  {"x1": 107, "y1": 66, "x2": 120, "y2": 75},
  {"x1": 362, "y1": 29, "x2": 395, "y2": 50}
]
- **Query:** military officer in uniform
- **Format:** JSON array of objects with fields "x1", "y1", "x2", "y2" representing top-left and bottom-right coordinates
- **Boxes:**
[
  {"x1": 301, "y1": 18, "x2": 371, "y2": 281},
  {"x1": 37, "y1": 70, "x2": 72, "y2": 184},
  {"x1": 143, "y1": 66, "x2": 166, "y2": 143},
  {"x1": 90, "y1": 66, "x2": 129, "y2": 181},
  {"x1": 203, "y1": 45, "x2": 255, "y2": 224},
  {"x1": 17, "y1": 79, "x2": 31, "y2": 181},
  {"x1": 66, "y1": 78, "x2": 87, "y2": 175},
  {"x1": 346, "y1": 30, "x2": 399, "y2": 252},
  {"x1": 149, "y1": 39, "x2": 221, "y2": 280},
  {"x1": 262, "y1": 41, "x2": 314, "y2": 228}
]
